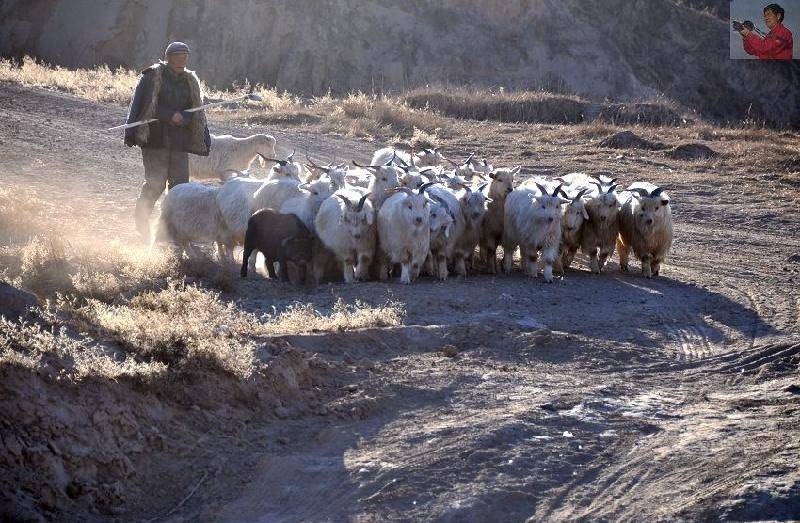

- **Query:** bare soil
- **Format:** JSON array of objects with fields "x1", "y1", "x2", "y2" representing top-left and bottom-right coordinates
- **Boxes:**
[{"x1": 1, "y1": 82, "x2": 799, "y2": 521}]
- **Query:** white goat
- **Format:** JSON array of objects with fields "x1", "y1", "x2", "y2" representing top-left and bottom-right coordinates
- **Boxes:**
[
  {"x1": 152, "y1": 182, "x2": 233, "y2": 260},
  {"x1": 279, "y1": 178, "x2": 337, "y2": 231},
  {"x1": 425, "y1": 185, "x2": 466, "y2": 279},
  {"x1": 502, "y1": 180, "x2": 568, "y2": 282},
  {"x1": 352, "y1": 158, "x2": 402, "y2": 210},
  {"x1": 262, "y1": 150, "x2": 304, "y2": 182},
  {"x1": 480, "y1": 166, "x2": 519, "y2": 274},
  {"x1": 314, "y1": 189, "x2": 376, "y2": 282},
  {"x1": 617, "y1": 183, "x2": 673, "y2": 278},
  {"x1": 554, "y1": 187, "x2": 590, "y2": 274},
  {"x1": 446, "y1": 153, "x2": 489, "y2": 184},
  {"x1": 188, "y1": 133, "x2": 276, "y2": 181},
  {"x1": 453, "y1": 182, "x2": 490, "y2": 276},
  {"x1": 424, "y1": 192, "x2": 456, "y2": 280},
  {"x1": 556, "y1": 172, "x2": 621, "y2": 273},
  {"x1": 377, "y1": 185, "x2": 433, "y2": 284},
  {"x1": 581, "y1": 181, "x2": 621, "y2": 274},
  {"x1": 371, "y1": 146, "x2": 449, "y2": 169},
  {"x1": 304, "y1": 154, "x2": 348, "y2": 190}
]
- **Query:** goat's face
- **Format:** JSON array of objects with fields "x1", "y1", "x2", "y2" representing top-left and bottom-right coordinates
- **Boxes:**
[
  {"x1": 634, "y1": 196, "x2": 670, "y2": 233},
  {"x1": 400, "y1": 193, "x2": 430, "y2": 230},
  {"x1": 532, "y1": 194, "x2": 565, "y2": 226},
  {"x1": 562, "y1": 198, "x2": 589, "y2": 233},
  {"x1": 255, "y1": 135, "x2": 277, "y2": 167},
  {"x1": 489, "y1": 167, "x2": 517, "y2": 198},
  {"x1": 454, "y1": 163, "x2": 479, "y2": 181},
  {"x1": 471, "y1": 159, "x2": 493, "y2": 174},
  {"x1": 372, "y1": 166, "x2": 400, "y2": 189},
  {"x1": 587, "y1": 192, "x2": 619, "y2": 224},
  {"x1": 416, "y1": 149, "x2": 445, "y2": 167},
  {"x1": 327, "y1": 166, "x2": 348, "y2": 190},
  {"x1": 401, "y1": 172, "x2": 425, "y2": 191},
  {"x1": 429, "y1": 202, "x2": 454, "y2": 240},
  {"x1": 343, "y1": 208, "x2": 374, "y2": 240},
  {"x1": 460, "y1": 191, "x2": 488, "y2": 226},
  {"x1": 302, "y1": 179, "x2": 336, "y2": 205},
  {"x1": 272, "y1": 161, "x2": 304, "y2": 181}
]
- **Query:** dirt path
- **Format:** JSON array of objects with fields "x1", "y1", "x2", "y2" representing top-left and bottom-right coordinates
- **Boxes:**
[{"x1": 2, "y1": 82, "x2": 799, "y2": 521}]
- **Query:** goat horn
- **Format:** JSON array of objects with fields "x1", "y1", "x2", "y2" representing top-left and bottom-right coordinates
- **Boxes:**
[
  {"x1": 336, "y1": 194, "x2": 355, "y2": 210},
  {"x1": 535, "y1": 182, "x2": 548, "y2": 195},
  {"x1": 353, "y1": 160, "x2": 381, "y2": 170},
  {"x1": 463, "y1": 153, "x2": 475, "y2": 165},
  {"x1": 418, "y1": 181, "x2": 437, "y2": 194},
  {"x1": 551, "y1": 183, "x2": 564, "y2": 197},
  {"x1": 453, "y1": 181, "x2": 471, "y2": 192},
  {"x1": 650, "y1": 187, "x2": 664, "y2": 198},
  {"x1": 305, "y1": 154, "x2": 330, "y2": 171},
  {"x1": 477, "y1": 182, "x2": 489, "y2": 192},
  {"x1": 258, "y1": 153, "x2": 287, "y2": 166},
  {"x1": 286, "y1": 150, "x2": 296, "y2": 162},
  {"x1": 356, "y1": 193, "x2": 370, "y2": 212},
  {"x1": 628, "y1": 188, "x2": 649, "y2": 197},
  {"x1": 606, "y1": 184, "x2": 618, "y2": 194},
  {"x1": 574, "y1": 188, "x2": 589, "y2": 201}
]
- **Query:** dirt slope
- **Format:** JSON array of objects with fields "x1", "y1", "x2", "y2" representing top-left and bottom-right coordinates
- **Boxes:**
[{"x1": 1, "y1": 83, "x2": 799, "y2": 521}]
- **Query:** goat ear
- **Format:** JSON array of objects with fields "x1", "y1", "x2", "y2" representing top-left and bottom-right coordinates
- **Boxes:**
[
  {"x1": 485, "y1": 197, "x2": 493, "y2": 204},
  {"x1": 489, "y1": 171, "x2": 497, "y2": 179},
  {"x1": 582, "y1": 208, "x2": 589, "y2": 220}
]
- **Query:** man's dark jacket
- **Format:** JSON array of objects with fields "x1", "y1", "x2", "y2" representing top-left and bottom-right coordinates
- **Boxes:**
[{"x1": 124, "y1": 62, "x2": 210, "y2": 155}]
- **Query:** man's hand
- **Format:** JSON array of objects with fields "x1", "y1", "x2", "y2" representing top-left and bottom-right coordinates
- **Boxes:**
[
  {"x1": 739, "y1": 27, "x2": 751, "y2": 37},
  {"x1": 170, "y1": 112, "x2": 184, "y2": 126}
]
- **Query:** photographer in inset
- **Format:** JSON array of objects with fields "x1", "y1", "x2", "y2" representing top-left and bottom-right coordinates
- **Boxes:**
[{"x1": 735, "y1": 3, "x2": 793, "y2": 59}]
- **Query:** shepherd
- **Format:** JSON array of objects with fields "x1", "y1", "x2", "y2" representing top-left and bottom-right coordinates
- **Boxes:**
[
  {"x1": 124, "y1": 41, "x2": 211, "y2": 242},
  {"x1": 738, "y1": 3, "x2": 793, "y2": 60}
]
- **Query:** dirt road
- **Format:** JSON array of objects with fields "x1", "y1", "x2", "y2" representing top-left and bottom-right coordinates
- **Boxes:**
[{"x1": 1, "y1": 82, "x2": 799, "y2": 521}]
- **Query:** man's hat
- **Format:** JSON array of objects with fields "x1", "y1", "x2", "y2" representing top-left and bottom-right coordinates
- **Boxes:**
[{"x1": 165, "y1": 41, "x2": 190, "y2": 55}]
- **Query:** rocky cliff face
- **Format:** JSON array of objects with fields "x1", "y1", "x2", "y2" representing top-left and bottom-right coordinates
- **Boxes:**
[{"x1": 2, "y1": 0, "x2": 798, "y2": 127}]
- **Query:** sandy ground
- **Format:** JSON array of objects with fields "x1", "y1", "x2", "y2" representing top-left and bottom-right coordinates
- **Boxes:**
[{"x1": 1, "y1": 82, "x2": 799, "y2": 521}]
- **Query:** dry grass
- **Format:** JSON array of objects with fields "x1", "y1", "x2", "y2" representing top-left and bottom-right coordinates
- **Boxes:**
[
  {"x1": 0, "y1": 56, "x2": 139, "y2": 104},
  {"x1": 401, "y1": 86, "x2": 684, "y2": 127},
  {"x1": 1, "y1": 187, "x2": 405, "y2": 384},
  {"x1": 259, "y1": 298, "x2": 405, "y2": 335},
  {"x1": 0, "y1": 312, "x2": 163, "y2": 382}
]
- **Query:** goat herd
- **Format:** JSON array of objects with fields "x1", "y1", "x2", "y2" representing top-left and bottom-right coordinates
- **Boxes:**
[{"x1": 154, "y1": 133, "x2": 674, "y2": 286}]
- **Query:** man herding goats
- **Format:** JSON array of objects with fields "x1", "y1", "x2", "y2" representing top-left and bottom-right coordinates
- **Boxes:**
[{"x1": 124, "y1": 41, "x2": 211, "y2": 242}]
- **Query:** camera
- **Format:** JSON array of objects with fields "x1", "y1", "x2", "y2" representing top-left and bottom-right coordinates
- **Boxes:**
[{"x1": 732, "y1": 19, "x2": 755, "y2": 32}]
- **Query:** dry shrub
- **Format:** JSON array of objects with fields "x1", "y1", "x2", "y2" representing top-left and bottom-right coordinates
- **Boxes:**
[
  {"x1": 594, "y1": 101, "x2": 683, "y2": 126},
  {"x1": 67, "y1": 281, "x2": 258, "y2": 378},
  {"x1": 257, "y1": 298, "x2": 406, "y2": 335},
  {"x1": 403, "y1": 86, "x2": 587, "y2": 124},
  {"x1": 409, "y1": 127, "x2": 440, "y2": 149},
  {"x1": 0, "y1": 313, "x2": 162, "y2": 382},
  {"x1": 337, "y1": 93, "x2": 447, "y2": 137},
  {"x1": 579, "y1": 121, "x2": 617, "y2": 139},
  {"x1": 18, "y1": 237, "x2": 75, "y2": 297},
  {"x1": 0, "y1": 56, "x2": 138, "y2": 104}
]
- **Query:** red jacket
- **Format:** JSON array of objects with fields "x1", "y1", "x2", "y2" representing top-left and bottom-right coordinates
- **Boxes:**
[{"x1": 744, "y1": 23, "x2": 793, "y2": 59}]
